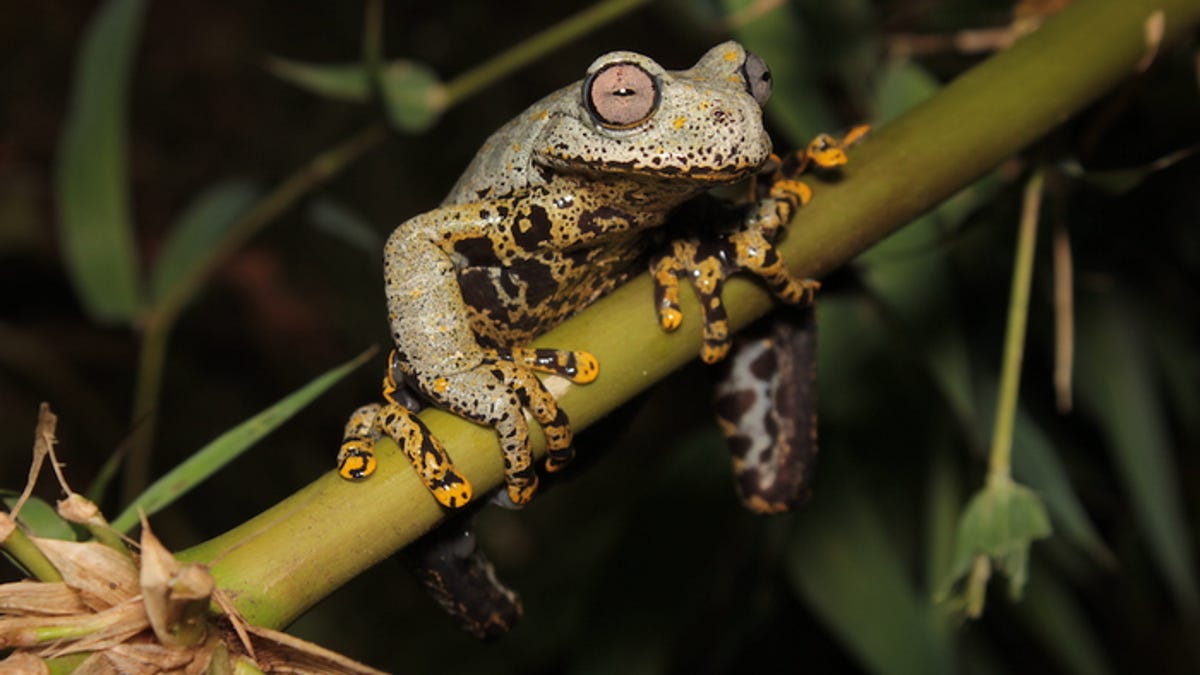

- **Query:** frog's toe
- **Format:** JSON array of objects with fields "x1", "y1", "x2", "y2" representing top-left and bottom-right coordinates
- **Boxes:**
[
  {"x1": 428, "y1": 359, "x2": 579, "y2": 506},
  {"x1": 376, "y1": 402, "x2": 474, "y2": 509},
  {"x1": 493, "y1": 347, "x2": 599, "y2": 384},
  {"x1": 495, "y1": 359, "x2": 577, "y2": 473},
  {"x1": 651, "y1": 252, "x2": 687, "y2": 332},
  {"x1": 338, "y1": 403, "x2": 383, "y2": 481}
]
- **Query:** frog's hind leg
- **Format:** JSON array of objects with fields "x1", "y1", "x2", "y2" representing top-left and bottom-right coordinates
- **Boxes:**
[
  {"x1": 422, "y1": 356, "x2": 582, "y2": 506},
  {"x1": 490, "y1": 347, "x2": 597, "y2": 473},
  {"x1": 338, "y1": 401, "x2": 474, "y2": 509},
  {"x1": 714, "y1": 307, "x2": 819, "y2": 514}
]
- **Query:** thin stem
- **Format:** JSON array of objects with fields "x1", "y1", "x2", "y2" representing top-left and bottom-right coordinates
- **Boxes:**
[
  {"x1": 441, "y1": 0, "x2": 653, "y2": 107},
  {"x1": 121, "y1": 122, "x2": 389, "y2": 505},
  {"x1": 1, "y1": 522, "x2": 63, "y2": 582},
  {"x1": 988, "y1": 170, "x2": 1044, "y2": 486}
]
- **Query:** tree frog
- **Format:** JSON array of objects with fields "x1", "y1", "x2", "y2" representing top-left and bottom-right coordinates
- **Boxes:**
[{"x1": 336, "y1": 41, "x2": 863, "y2": 512}]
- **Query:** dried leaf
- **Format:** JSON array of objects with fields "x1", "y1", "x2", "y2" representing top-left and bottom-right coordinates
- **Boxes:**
[
  {"x1": 242, "y1": 624, "x2": 387, "y2": 675},
  {"x1": 32, "y1": 538, "x2": 138, "y2": 610},
  {"x1": 0, "y1": 651, "x2": 50, "y2": 674},
  {"x1": 140, "y1": 517, "x2": 213, "y2": 648},
  {"x1": 9, "y1": 403, "x2": 60, "y2": 520},
  {"x1": 0, "y1": 581, "x2": 87, "y2": 615}
]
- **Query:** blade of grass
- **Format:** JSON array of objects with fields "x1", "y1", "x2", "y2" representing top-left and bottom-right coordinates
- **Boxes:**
[
  {"x1": 1010, "y1": 406, "x2": 1114, "y2": 566},
  {"x1": 788, "y1": 451, "x2": 953, "y2": 675},
  {"x1": 1075, "y1": 293, "x2": 1199, "y2": 609},
  {"x1": 262, "y1": 57, "x2": 371, "y2": 102},
  {"x1": 1017, "y1": 562, "x2": 1114, "y2": 675},
  {"x1": 54, "y1": 0, "x2": 147, "y2": 323},
  {"x1": 112, "y1": 348, "x2": 376, "y2": 533},
  {"x1": 148, "y1": 178, "x2": 261, "y2": 303}
]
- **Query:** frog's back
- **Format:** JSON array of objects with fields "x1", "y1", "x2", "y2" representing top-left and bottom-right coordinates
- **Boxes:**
[{"x1": 443, "y1": 87, "x2": 573, "y2": 206}]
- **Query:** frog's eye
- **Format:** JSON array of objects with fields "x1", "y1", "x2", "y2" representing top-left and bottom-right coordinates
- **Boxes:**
[
  {"x1": 741, "y1": 52, "x2": 772, "y2": 107},
  {"x1": 584, "y1": 62, "x2": 660, "y2": 129}
]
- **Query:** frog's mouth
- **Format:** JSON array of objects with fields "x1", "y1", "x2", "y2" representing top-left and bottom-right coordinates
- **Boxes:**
[
  {"x1": 543, "y1": 152, "x2": 769, "y2": 185},
  {"x1": 535, "y1": 106, "x2": 773, "y2": 186}
]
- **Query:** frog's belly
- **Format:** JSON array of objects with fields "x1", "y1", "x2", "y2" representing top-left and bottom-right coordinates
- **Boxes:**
[{"x1": 457, "y1": 238, "x2": 648, "y2": 348}]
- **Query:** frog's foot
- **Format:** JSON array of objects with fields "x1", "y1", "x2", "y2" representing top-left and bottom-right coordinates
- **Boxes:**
[
  {"x1": 650, "y1": 220, "x2": 819, "y2": 364},
  {"x1": 337, "y1": 403, "x2": 382, "y2": 481},
  {"x1": 403, "y1": 519, "x2": 522, "y2": 639},
  {"x1": 651, "y1": 239, "x2": 732, "y2": 364},
  {"x1": 422, "y1": 355, "x2": 578, "y2": 506},
  {"x1": 337, "y1": 402, "x2": 474, "y2": 509},
  {"x1": 490, "y1": 346, "x2": 600, "y2": 385},
  {"x1": 785, "y1": 124, "x2": 871, "y2": 175}
]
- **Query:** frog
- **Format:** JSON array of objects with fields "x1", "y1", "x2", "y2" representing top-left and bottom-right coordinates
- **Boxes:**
[{"x1": 336, "y1": 41, "x2": 865, "y2": 511}]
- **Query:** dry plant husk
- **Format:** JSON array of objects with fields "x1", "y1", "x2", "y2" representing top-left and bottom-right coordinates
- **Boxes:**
[{"x1": 1, "y1": 404, "x2": 385, "y2": 674}]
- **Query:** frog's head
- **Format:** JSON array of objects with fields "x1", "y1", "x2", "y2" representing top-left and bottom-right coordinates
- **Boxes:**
[{"x1": 534, "y1": 41, "x2": 774, "y2": 184}]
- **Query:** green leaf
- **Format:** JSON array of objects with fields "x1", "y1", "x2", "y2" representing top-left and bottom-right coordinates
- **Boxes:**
[
  {"x1": 54, "y1": 0, "x2": 147, "y2": 323},
  {"x1": 379, "y1": 59, "x2": 445, "y2": 132},
  {"x1": 149, "y1": 178, "x2": 261, "y2": 304},
  {"x1": 939, "y1": 478, "x2": 1052, "y2": 610},
  {"x1": 788, "y1": 453, "x2": 953, "y2": 675},
  {"x1": 1075, "y1": 293, "x2": 1199, "y2": 609},
  {"x1": 263, "y1": 56, "x2": 371, "y2": 102},
  {"x1": 875, "y1": 58, "x2": 941, "y2": 124},
  {"x1": 1010, "y1": 406, "x2": 1114, "y2": 566},
  {"x1": 1017, "y1": 563, "x2": 1114, "y2": 675},
  {"x1": 110, "y1": 348, "x2": 376, "y2": 533},
  {"x1": 307, "y1": 197, "x2": 382, "y2": 254},
  {"x1": 1, "y1": 493, "x2": 77, "y2": 541}
]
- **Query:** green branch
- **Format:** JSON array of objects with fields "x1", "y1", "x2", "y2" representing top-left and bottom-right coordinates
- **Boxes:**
[{"x1": 178, "y1": 0, "x2": 1200, "y2": 630}]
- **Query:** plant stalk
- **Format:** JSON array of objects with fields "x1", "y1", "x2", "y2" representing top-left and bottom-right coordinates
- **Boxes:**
[{"x1": 989, "y1": 170, "x2": 1045, "y2": 486}]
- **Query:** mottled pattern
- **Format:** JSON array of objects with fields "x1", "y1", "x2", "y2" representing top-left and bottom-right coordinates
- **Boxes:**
[
  {"x1": 714, "y1": 308, "x2": 819, "y2": 513},
  {"x1": 348, "y1": 42, "x2": 778, "y2": 507},
  {"x1": 402, "y1": 522, "x2": 522, "y2": 639},
  {"x1": 337, "y1": 42, "x2": 867, "y2": 640}
]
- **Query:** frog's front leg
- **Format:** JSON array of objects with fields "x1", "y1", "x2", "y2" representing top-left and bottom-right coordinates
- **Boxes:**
[
  {"x1": 651, "y1": 177, "x2": 819, "y2": 364},
  {"x1": 650, "y1": 127, "x2": 866, "y2": 364},
  {"x1": 382, "y1": 209, "x2": 597, "y2": 506}
]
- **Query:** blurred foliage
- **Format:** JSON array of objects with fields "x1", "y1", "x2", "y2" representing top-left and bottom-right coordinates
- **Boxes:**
[{"x1": 2, "y1": 1, "x2": 1199, "y2": 674}]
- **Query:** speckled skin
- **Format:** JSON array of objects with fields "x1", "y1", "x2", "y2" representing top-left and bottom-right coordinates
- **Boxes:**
[
  {"x1": 336, "y1": 41, "x2": 869, "y2": 639},
  {"x1": 338, "y1": 42, "x2": 850, "y2": 509}
]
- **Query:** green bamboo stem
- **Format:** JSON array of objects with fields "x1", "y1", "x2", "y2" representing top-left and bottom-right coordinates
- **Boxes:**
[{"x1": 178, "y1": 0, "x2": 1200, "y2": 630}]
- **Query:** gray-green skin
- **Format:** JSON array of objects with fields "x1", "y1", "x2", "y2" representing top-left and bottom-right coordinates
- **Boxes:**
[{"x1": 382, "y1": 41, "x2": 775, "y2": 504}]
